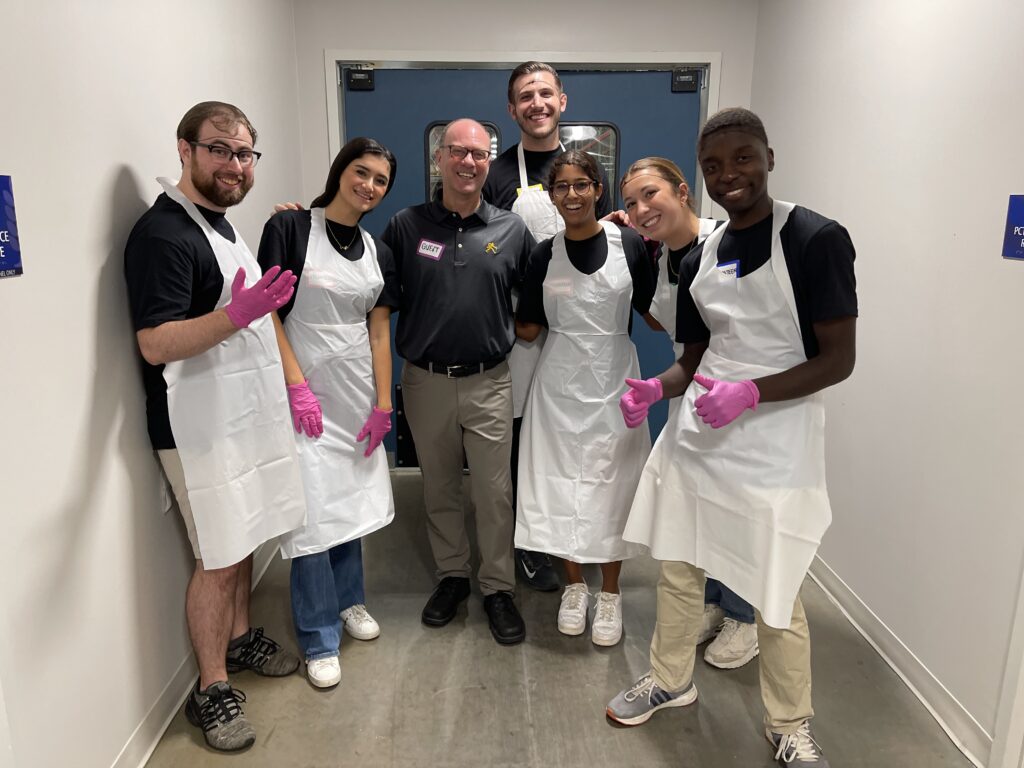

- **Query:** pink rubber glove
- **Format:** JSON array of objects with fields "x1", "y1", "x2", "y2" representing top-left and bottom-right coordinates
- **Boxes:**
[
  {"x1": 356, "y1": 407, "x2": 392, "y2": 457},
  {"x1": 224, "y1": 266, "x2": 297, "y2": 329},
  {"x1": 620, "y1": 377, "x2": 663, "y2": 428},
  {"x1": 286, "y1": 381, "x2": 323, "y2": 439},
  {"x1": 692, "y1": 373, "x2": 760, "y2": 429}
]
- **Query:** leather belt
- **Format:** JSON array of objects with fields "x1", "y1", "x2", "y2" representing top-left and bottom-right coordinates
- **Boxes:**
[{"x1": 411, "y1": 358, "x2": 504, "y2": 378}]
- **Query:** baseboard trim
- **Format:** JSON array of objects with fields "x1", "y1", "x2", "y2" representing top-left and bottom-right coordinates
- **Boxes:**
[
  {"x1": 809, "y1": 556, "x2": 989, "y2": 767},
  {"x1": 112, "y1": 542, "x2": 281, "y2": 768}
]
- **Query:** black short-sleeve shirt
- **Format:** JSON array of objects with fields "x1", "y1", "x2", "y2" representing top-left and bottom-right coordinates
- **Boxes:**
[
  {"x1": 381, "y1": 200, "x2": 536, "y2": 364},
  {"x1": 483, "y1": 143, "x2": 613, "y2": 218},
  {"x1": 255, "y1": 208, "x2": 398, "y2": 321},
  {"x1": 517, "y1": 225, "x2": 655, "y2": 332},
  {"x1": 123, "y1": 192, "x2": 237, "y2": 449},
  {"x1": 675, "y1": 206, "x2": 858, "y2": 360}
]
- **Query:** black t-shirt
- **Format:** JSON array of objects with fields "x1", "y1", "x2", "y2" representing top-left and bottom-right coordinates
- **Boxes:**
[
  {"x1": 255, "y1": 209, "x2": 399, "y2": 321},
  {"x1": 381, "y1": 200, "x2": 536, "y2": 365},
  {"x1": 518, "y1": 225, "x2": 656, "y2": 332},
  {"x1": 483, "y1": 143, "x2": 613, "y2": 218},
  {"x1": 675, "y1": 206, "x2": 858, "y2": 360},
  {"x1": 123, "y1": 192, "x2": 237, "y2": 449}
]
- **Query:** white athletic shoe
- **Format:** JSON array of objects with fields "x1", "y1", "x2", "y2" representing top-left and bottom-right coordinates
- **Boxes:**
[
  {"x1": 592, "y1": 592, "x2": 623, "y2": 647},
  {"x1": 557, "y1": 582, "x2": 589, "y2": 636},
  {"x1": 704, "y1": 617, "x2": 759, "y2": 669},
  {"x1": 340, "y1": 604, "x2": 380, "y2": 641},
  {"x1": 697, "y1": 603, "x2": 725, "y2": 645},
  {"x1": 307, "y1": 655, "x2": 341, "y2": 688}
]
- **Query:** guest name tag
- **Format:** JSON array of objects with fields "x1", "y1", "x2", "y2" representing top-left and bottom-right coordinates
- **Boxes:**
[
  {"x1": 417, "y1": 239, "x2": 444, "y2": 260},
  {"x1": 717, "y1": 259, "x2": 739, "y2": 278}
]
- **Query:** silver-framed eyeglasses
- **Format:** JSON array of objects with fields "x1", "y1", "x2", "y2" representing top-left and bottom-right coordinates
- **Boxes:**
[
  {"x1": 551, "y1": 180, "x2": 597, "y2": 198},
  {"x1": 190, "y1": 141, "x2": 262, "y2": 167},
  {"x1": 444, "y1": 144, "x2": 490, "y2": 163}
]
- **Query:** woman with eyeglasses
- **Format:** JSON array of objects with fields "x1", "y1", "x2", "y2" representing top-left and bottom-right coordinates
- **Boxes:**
[
  {"x1": 514, "y1": 149, "x2": 656, "y2": 647},
  {"x1": 617, "y1": 158, "x2": 759, "y2": 670},
  {"x1": 256, "y1": 137, "x2": 399, "y2": 689}
]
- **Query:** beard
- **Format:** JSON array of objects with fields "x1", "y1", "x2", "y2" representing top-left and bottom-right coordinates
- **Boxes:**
[{"x1": 191, "y1": 165, "x2": 253, "y2": 208}]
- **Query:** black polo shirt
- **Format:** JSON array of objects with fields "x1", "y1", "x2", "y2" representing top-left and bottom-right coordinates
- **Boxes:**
[{"x1": 381, "y1": 199, "x2": 536, "y2": 365}]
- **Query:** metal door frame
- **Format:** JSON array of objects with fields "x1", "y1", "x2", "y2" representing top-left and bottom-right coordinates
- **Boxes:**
[{"x1": 322, "y1": 49, "x2": 721, "y2": 217}]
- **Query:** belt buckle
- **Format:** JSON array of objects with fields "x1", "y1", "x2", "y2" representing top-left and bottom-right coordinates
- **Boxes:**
[{"x1": 445, "y1": 364, "x2": 460, "y2": 378}]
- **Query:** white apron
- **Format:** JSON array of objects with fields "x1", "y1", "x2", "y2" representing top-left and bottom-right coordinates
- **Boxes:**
[
  {"x1": 158, "y1": 178, "x2": 306, "y2": 569},
  {"x1": 647, "y1": 218, "x2": 722, "y2": 421},
  {"x1": 623, "y1": 201, "x2": 831, "y2": 628},
  {"x1": 278, "y1": 209, "x2": 395, "y2": 558},
  {"x1": 509, "y1": 143, "x2": 563, "y2": 418},
  {"x1": 516, "y1": 221, "x2": 651, "y2": 562}
]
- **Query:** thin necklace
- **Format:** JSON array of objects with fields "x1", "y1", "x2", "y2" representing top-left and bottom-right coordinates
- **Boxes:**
[
  {"x1": 667, "y1": 234, "x2": 699, "y2": 278},
  {"x1": 326, "y1": 219, "x2": 358, "y2": 251}
]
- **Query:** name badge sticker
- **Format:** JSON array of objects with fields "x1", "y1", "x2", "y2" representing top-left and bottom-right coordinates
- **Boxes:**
[
  {"x1": 417, "y1": 239, "x2": 444, "y2": 261},
  {"x1": 717, "y1": 259, "x2": 740, "y2": 278}
]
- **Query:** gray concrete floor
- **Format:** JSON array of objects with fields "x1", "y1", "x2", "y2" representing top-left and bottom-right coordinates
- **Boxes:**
[{"x1": 148, "y1": 472, "x2": 971, "y2": 767}]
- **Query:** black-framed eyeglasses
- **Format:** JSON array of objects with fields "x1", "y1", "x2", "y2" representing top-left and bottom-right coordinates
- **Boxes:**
[
  {"x1": 444, "y1": 144, "x2": 490, "y2": 163},
  {"x1": 551, "y1": 180, "x2": 597, "y2": 198},
  {"x1": 190, "y1": 141, "x2": 262, "y2": 167}
]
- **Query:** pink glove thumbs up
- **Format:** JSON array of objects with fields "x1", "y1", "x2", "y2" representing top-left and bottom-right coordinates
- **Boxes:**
[
  {"x1": 692, "y1": 373, "x2": 759, "y2": 429},
  {"x1": 619, "y1": 377, "x2": 663, "y2": 428}
]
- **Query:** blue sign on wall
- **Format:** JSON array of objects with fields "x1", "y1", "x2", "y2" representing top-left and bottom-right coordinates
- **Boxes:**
[
  {"x1": 0, "y1": 175, "x2": 22, "y2": 279},
  {"x1": 1004, "y1": 195, "x2": 1024, "y2": 261}
]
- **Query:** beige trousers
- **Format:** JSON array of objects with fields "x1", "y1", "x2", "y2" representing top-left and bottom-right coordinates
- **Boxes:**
[
  {"x1": 400, "y1": 361, "x2": 514, "y2": 595},
  {"x1": 157, "y1": 448, "x2": 202, "y2": 559},
  {"x1": 650, "y1": 560, "x2": 813, "y2": 734}
]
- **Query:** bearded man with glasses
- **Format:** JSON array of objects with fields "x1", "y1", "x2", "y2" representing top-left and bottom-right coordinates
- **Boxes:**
[
  {"x1": 124, "y1": 101, "x2": 304, "y2": 752},
  {"x1": 381, "y1": 118, "x2": 536, "y2": 645}
]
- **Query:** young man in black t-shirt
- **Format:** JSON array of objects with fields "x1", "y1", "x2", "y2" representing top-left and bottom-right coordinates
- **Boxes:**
[{"x1": 609, "y1": 108, "x2": 856, "y2": 768}]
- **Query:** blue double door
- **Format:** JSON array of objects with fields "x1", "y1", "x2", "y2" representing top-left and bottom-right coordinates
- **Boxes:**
[{"x1": 339, "y1": 67, "x2": 703, "y2": 449}]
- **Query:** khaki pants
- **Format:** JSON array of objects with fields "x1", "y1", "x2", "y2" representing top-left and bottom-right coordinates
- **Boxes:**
[
  {"x1": 400, "y1": 361, "x2": 514, "y2": 595},
  {"x1": 650, "y1": 560, "x2": 813, "y2": 734},
  {"x1": 157, "y1": 448, "x2": 202, "y2": 559}
]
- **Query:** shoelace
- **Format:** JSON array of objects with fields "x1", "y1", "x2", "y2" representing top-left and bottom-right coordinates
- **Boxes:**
[
  {"x1": 197, "y1": 686, "x2": 247, "y2": 731},
  {"x1": 716, "y1": 617, "x2": 741, "y2": 643},
  {"x1": 230, "y1": 627, "x2": 280, "y2": 669},
  {"x1": 489, "y1": 594, "x2": 515, "y2": 614},
  {"x1": 774, "y1": 722, "x2": 822, "y2": 763},
  {"x1": 563, "y1": 585, "x2": 588, "y2": 612},
  {"x1": 309, "y1": 658, "x2": 337, "y2": 674},
  {"x1": 623, "y1": 675, "x2": 655, "y2": 703},
  {"x1": 344, "y1": 604, "x2": 371, "y2": 623},
  {"x1": 595, "y1": 595, "x2": 619, "y2": 623}
]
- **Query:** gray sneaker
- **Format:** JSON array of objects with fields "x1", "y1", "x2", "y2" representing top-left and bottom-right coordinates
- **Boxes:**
[
  {"x1": 226, "y1": 626, "x2": 300, "y2": 677},
  {"x1": 185, "y1": 681, "x2": 255, "y2": 752},
  {"x1": 767, "y1": 721, "x2": 830, "y2": 766},
  {"x1": 606, "y1": 672, "x2": 698, "y2": 725}
]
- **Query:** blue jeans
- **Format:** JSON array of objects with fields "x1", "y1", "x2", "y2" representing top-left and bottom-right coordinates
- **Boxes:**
[
  {"x1": 705, "y1": 578, "x2": 755, "y2": 624},
  {"x1": 290, "y1": 539, "x2": 366, "y2": 661}
]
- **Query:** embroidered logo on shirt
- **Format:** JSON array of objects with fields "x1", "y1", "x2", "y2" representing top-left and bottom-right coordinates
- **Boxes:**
[
  {"x1": 417, "y1": 239, "x2": 444, "y2": 260},
  {"x1": 485, "y1": 242, "x2": 499, "y2": 254}
]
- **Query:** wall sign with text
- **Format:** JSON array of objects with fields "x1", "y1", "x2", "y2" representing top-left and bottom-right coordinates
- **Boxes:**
[
  {"x1": 1004, "y1": 195, "x2": 1024, "y2": 261},
  {"x1": 0, "y1": 175, "x2": 22, "y2": 279}
]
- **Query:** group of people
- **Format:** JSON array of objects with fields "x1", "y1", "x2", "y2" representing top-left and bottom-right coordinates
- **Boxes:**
[{"x1": 124, "y1": 60, "x2": 857, "y2": 768}]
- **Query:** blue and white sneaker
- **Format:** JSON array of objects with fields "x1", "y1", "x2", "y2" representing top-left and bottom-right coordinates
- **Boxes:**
[{"x1": 606, "y1": 672, "x2": 698, "y2": 725}]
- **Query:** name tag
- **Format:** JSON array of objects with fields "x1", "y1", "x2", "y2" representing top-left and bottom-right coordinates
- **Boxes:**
[
  {"x1": 417, "y1": 239, "x2": 444, "y2": 260},
  {"x1": 516, "y1": 183, "x2": 544, "y2": 197},
  {"x1": 717, "y1": 259, "x2": 740, "y2": 278}
]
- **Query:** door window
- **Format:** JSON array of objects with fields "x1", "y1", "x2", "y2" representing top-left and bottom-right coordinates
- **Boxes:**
[{"x1": 559, "y1": 122, "x2": 619, "y2": 191}]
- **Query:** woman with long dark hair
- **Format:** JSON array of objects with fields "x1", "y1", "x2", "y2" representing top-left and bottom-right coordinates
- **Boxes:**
[{"x1": 257, "y1": 137, "x2": 398, "y2": 688}]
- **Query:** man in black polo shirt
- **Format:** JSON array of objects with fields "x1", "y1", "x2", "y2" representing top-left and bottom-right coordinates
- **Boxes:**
[
  {"x1": 382, "y1": 118, "x2": 535, "y2": 645},
  {"x1": 482, "y1": 61, "x2": 612, "y2": 593}
]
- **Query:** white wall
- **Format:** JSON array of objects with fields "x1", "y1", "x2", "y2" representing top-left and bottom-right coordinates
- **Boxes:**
[
  {"x1": 750, "y1": 0, "x2": 1024, "y2": 761},
  {"x1": 291, "y1": 0, "x2": 761, "y2": 202},
  {"x1": 0, "y1": 2, "x2": 303, "y2": 766}
]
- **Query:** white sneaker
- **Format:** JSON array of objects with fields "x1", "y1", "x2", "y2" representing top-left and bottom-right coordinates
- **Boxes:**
[
  {"x1": 340, "y1": 604, "x2": 380, "y2": 641},
  {"x1": 306, "y1": 655, "x2": 341, "y2": 688},
  {"x1": 592, "y1": 591, "x2": 623, "y2": 647},
  {"x1": 704, "y1": 617, "x2": 759, "y2": 669},
  {"x1": 557, "y1": 582, "x2": 589, "y2": 636},
  {"x1": 697, "y1": 603, "x2": 725, "y2": 645}
]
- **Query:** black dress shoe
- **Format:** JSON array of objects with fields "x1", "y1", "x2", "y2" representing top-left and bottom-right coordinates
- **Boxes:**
[
  {"x1": 483, "y1": 591, "x2": 526, "y2": 645},
  {"x1": 421, "y1": 576, "x2": 471, "y2": 627},
  {"x1": 515, "y1": 548, "x2": 561, "y2": 592}
]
